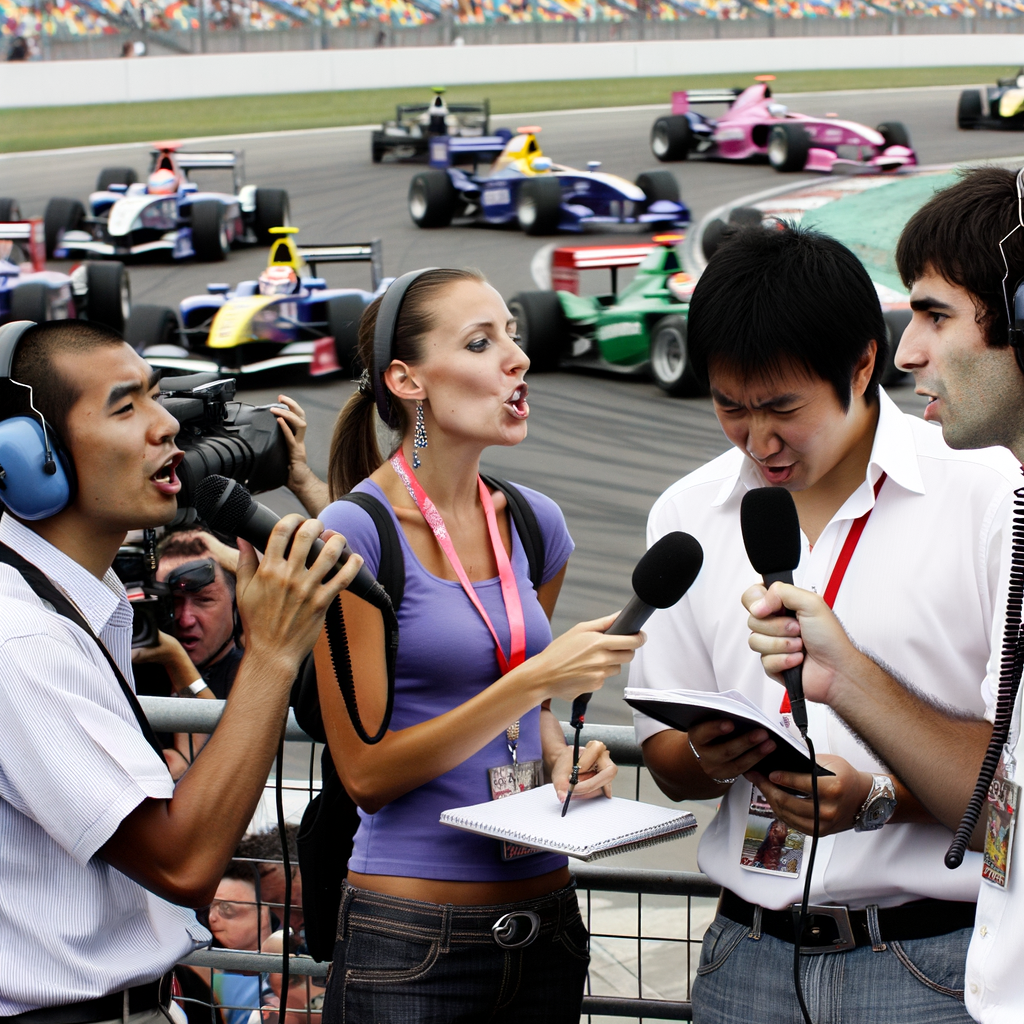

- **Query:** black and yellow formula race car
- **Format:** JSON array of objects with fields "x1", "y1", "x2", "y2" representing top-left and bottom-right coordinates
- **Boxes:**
[{"x1": 958, "y1": 72, "x2": 1024, "y2": 130}]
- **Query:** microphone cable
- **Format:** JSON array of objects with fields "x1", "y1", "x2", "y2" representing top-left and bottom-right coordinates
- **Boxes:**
[
  {"x1": 792, "y1": 732, "x2": 821, "y2": 1024},
  {"x1": 947, "y1": 476, "x2": 1024, "y2": 868},
  {"x1": 276, "y1": 734, "x2": 293, "y2": 1018}
]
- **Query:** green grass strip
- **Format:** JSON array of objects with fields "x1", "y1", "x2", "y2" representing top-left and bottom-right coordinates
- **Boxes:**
[{"x1": 0, "y1": 64, "x2": 1015, "y2": 154}]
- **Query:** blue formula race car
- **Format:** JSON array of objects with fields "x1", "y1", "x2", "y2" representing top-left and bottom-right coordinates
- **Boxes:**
[
  {"x1": 408, "y1": 128, "x2": 688, "y2": 235},
  {"x1": 43, "y1": 143, "x2": 289, "y2": 263},
  {"x1": 125, "y1": 228, "x2": 390, "y2": 378}
]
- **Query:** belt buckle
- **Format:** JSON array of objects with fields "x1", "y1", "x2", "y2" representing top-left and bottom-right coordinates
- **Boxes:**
[
  {"x1": 792, "y1": 904, "x2": 856, "y2": 955},
  {"x1": 492, "y1": 910, "x2": 541, "y2": 949}
]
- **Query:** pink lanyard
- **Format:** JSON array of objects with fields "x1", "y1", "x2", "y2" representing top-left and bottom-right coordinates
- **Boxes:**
[{"x1": 390, "y1": 449, "x2": 527, "y2": 675}]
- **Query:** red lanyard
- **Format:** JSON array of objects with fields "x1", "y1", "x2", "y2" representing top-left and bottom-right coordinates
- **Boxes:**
[
  {"x1": 779, "y1": 473, "x2": 886, "y2": 715},
  {"x1": 390, "y1": 449, "x2": 526, "y2": 675}
]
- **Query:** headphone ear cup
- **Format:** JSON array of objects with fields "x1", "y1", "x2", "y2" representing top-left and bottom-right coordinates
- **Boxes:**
[{"x1": 0, "y1": 416, "x2": 72, "y2": 520}]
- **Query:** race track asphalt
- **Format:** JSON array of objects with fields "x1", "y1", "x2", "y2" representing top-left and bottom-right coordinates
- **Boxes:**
[{"x1": 0, "y1": 84, "x2": 1011, "y2": 729}]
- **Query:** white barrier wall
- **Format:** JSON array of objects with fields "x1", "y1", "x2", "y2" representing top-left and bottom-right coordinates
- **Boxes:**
[{"x1": 2, "y1": 34, "x2": 1022, "y2": 109}]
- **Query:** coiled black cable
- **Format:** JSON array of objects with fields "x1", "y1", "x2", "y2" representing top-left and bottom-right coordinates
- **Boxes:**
[{"x1": 946, "y1": 477, "x2": 1024, "y2": 869}]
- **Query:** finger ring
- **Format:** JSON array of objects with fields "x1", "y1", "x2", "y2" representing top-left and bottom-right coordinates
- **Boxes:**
[
  {"x1": 712, "y1": 776, "x2": 739, "y2": 785},
  {"x1": 687, "y1": 737, "x2": 702, "y2": 762}
]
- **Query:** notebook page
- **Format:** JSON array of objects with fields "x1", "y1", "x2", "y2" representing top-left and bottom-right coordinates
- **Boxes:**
[{"x1": 440, "y1": 784, "x2": 692, "y2": 856}]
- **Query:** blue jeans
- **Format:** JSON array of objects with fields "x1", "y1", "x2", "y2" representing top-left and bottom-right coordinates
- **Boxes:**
[
  {"x1": 691, "y1": 911, "x2": 974, "y2": 1024},
  {"x1": 323, "y1": 881, "x2": 589, "y2": 1023}
]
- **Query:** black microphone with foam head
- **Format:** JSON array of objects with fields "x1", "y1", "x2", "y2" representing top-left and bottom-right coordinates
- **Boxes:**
[
  {"x1": 569, "y1": 531, "x2": 704, "y2": 730},
  {"x1": 740, "y1": 486, "x2": 808, "y2": 735},
  {"x1": 193, "y1": 475, "x2": 384, "y2": 604}
]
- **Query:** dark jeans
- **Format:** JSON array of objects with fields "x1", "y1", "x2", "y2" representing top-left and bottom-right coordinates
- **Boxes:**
[{"x1": 323, "y1": 880, "x2": 590, "y2": 1024}]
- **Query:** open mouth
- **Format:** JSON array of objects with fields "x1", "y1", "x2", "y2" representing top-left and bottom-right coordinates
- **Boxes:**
[
  {"x1": 917, "y1": 389, "x2": 941, "y2": 420},
  {"x1": 505, "y1": 382, "x2": 529, "y2": 420},
  {"x1": 151, "y1": 451, "x2": 183, "y2": 495},
  {"x1": 760, "y1": 463, "x2": 795, "y2": 485}
]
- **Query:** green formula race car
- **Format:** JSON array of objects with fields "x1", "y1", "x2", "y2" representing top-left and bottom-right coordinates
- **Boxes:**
[{"x1": 508, "y1": 234, "x2": 703, "y2": 396}]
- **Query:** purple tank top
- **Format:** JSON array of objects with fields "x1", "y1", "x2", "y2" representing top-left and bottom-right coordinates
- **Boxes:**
[{"x1": 319, "y1": 478, "x2": 575, "y2": 882}]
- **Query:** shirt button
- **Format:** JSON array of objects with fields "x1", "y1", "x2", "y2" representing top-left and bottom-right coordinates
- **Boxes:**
[
  {"x1": 970, "y1": 983, "x2": 980, "y2": 995},
  {"x1": 980, "y1": 925, "x2": 988, "y2": 937}
]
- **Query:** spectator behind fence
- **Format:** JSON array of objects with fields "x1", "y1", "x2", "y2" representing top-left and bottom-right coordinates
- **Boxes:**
[
  {"x1": 631, "y1": 225, "x2": 1019, "y2": 1023},
  {"x1": 258, "y1": 931, "x2": 324, "y2": 1024},
  {"x1": 208, "y1": 862, "x2": 273, "y2": 1024},
  {"x1": 315, "y1": 268, "x2": 642, "y2": 1022},
  {"x1": 235, "y1": 825, "x2": 304, "y2": 942},
  {"x1": 0, "y1": 319, "x2": 361, "y2": 1019},
  {"x1": 742, "y1": 167, "x2": 1024, "y2": 1021}
]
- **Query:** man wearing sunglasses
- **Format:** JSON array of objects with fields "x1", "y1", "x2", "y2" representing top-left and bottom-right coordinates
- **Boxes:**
[{"x1": 744, "y1": 167, "x2": 1024, "y2": 1021}]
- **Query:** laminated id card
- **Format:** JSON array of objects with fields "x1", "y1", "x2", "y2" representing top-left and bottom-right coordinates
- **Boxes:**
[
  {"x1": 488, "y1": 760, "x2": 543, "y2": 861},
  {"x1": 983, "y1": 766, "x2": 1020, "y2": 889},
  {"x1": 739, "y1": 786, "x2": 805, "y2": 877}
]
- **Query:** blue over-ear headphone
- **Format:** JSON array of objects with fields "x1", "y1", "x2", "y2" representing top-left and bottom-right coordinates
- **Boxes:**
[{"x1": 0, "y1": 320, "x2": 76, "y2": 520}]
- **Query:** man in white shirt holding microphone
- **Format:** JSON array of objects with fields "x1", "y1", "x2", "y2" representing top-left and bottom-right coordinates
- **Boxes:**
[{"x1": 630, "y1": 223, "x2": 1020, "y2": 1023}]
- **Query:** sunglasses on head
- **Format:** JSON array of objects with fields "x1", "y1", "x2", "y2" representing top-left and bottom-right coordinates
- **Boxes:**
[
  {"x1": 999, "y1": 166, "x2": 1024, "y2": 376},
  {"x1": 165, "y1": 558, "x2": 216, "y2": 593}
]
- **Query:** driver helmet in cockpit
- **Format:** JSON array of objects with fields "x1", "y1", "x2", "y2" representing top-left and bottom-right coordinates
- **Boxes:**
[
  {"x1": 147, "y1": 168, "x2": 178, "y2": 195},
  {"x1": 258, "y1": 265, "x2": 299, "y2": 296}
]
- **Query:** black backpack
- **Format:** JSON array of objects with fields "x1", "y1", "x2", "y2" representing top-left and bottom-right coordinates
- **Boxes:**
[{"x1": 294, "y1": 476, "x2": 546, "y2": 962}]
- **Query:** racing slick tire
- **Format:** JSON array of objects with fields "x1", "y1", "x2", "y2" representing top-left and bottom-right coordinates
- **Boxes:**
[
  {"x1": 516, "y1": 177, "x2": 563, "y2": 236},
  {"x1": 95, "y1": 167, "x2": 138, "y2": 191},
  {"x1": 44, "y1": 197, "x2": 85, "y2": 258},
  {"x1": 729, "y1": 206, "x2": 763, "y2": 227},
  {"x1": 635, "y1": 170, "x2": 681, "y2": 211},
  {"x1": 84, "y1": 261, "x2": 131, "y2": 334},
  {"x1": 191, "y1": 200, "x2": 230, "y2": 262},
  {"x1": 957, "y1": 90, "x2": 984, "y2": 130},
  {"x1": 767, "y1": 124, "x2": 810, "y2": 173},
  {"x1": 649, "y1": 314, "x2": 702, "y2": 397},
  {"x1": 409, "y1": 170, "x2": 458, "y2": 228},
  {"x1": 702, "y1": 218, "x2": 734, "y2": 262},
  {"x1": 876, "y1": 122, "x2": 911, "y2": 148},
  {"x1": 254, "y1": 188, "x2": 291, "y2": 245},
  {"x1": 0, "y1": 198, "x2": 21, "y2": 221},
  {"x1": 10, "y1": 282, "x2": 53, "y2": 322},
  {"x1": 327, "y1": 293, "x2": 367, "y2": 371},
  {"x1": 507, "y1": 291, "x2": 567, "y2": 372},
  {"x1": 124, "y1": 305, "x2": 181, "y2": 352},
  {"x1": 650, "y1": 116, "x2": 691, "y2": 162},
  {"x1": 882, "y1": 308, "x2": 912, "y2": 388}
]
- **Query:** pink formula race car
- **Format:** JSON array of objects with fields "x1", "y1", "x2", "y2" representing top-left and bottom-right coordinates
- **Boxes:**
[{"x1": 650, "y1": 78, "x2": 916, "y2": 175}]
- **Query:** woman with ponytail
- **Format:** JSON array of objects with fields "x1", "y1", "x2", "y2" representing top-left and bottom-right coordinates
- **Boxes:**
[{"x1": 316, "y1": 268, "x2": 642, "y2": 1022}]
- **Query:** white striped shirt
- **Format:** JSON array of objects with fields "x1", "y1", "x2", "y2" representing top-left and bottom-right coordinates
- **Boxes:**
[{"x1": 0, "y1": 514, "x2": 209, "y2": 1014}]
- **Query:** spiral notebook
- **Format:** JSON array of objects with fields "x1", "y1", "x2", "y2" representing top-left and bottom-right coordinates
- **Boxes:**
[{"x1": 439, "y1": 784, "x2": 697, "y2": 861}]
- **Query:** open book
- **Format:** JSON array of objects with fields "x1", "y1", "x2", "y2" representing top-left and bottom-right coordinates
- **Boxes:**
[
  {"x1": 624, "y1": 687, "x2": 833, "y2": 778},
  {"x1": 440, "y1": 784, "x2": 697, "y2": 862}
]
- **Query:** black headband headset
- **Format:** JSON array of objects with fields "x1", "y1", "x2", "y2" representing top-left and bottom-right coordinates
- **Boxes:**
[
  {"x1": 1000, "y1": 167, "x2": 1024, "y2": 377},
  {"x1": 371, "y1": 268, "x2": 438, "y2": 428}
]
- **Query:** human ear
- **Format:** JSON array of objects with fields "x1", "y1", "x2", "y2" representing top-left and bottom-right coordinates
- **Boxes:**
[
  {"x1": 383, "y1": 360, "x2": 426, "y2": 402},
  {"x1": 852, "y1": 339, "x2": 878, "y2": 399}
]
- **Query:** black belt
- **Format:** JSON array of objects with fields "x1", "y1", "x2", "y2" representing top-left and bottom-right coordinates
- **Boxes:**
[
  {"x1": 1, "y1": 976, "x2": 171, "y2": 1024},
  {"x1": 720, "y1": 890, "x2": 976, "y2": 955}
]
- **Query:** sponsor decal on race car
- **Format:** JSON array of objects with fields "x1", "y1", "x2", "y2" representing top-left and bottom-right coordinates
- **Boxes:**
[
  {"x1": 597, "y1": 321, "x2": 644, "y2": 340},
  {"x1": 482, "y1": 189, "x2": 511, "y2": 206}
]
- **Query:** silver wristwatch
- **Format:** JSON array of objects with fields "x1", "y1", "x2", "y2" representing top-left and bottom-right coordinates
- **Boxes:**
[{"x1": 852, "y1": 774, "x2": 897, "y2": 832}]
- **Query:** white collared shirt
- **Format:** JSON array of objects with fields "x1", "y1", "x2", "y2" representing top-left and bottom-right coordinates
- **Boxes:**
[
  {"x1": 631, "y1": 389, "x2": 1020, "y2": 911},
  {"x1": 0, "y1": 515, "x2": 209, "y2": 1014}
]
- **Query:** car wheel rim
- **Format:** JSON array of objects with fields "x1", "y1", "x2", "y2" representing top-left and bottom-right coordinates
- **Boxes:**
[
  {"x1": 518, "y1": 197, "x2": 536, "y2": 227},
  {"x1": 410, "y1": 185, "x2": 427, "y2": 220},
  {"x1": 652, "y1": 326, "x2": 686, "y2": 383},
  {"x1": 120, "y1": 279, "x2": 130, "y2": 322},
  {"x1": 652, "y1": 128, "x2": 668, "y2": 157},
  {"x1": 767, "y1": 133, "x2": 787, "y2": 167}
]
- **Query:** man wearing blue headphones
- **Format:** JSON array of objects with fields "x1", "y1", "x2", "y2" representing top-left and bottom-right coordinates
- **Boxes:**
[
  {"x1": 744, "y1": 167, "x2": 1024, "y2": 1022},
  {"x1": 0, "y1": 319, "x2": 362, "y2": 1021}
]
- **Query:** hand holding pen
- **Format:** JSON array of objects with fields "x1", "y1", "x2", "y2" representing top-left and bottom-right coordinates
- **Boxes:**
[{"x1": 555, "y1": 738, "x2": 616, "y2": 813}]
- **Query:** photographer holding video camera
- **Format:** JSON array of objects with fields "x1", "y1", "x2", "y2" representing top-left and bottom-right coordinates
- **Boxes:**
[{"x1": 0, "y1": 319, "x2": 363, "y2": 1021}]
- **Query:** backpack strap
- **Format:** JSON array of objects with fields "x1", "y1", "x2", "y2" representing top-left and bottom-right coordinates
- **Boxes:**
[
  {"x1": 480, "y1": 475, "x2": 546, "y2": 590},
  {"x1": 0, "y1": 541, "x2": 164, "y2": 759},
  {"x1": 338, "y1": 491, "x2": 406, "y2": 612}
]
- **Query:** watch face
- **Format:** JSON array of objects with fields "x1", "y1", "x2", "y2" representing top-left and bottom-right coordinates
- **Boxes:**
[{"x1": 862, "y1": 796, "x2": 898, "y2": 829}]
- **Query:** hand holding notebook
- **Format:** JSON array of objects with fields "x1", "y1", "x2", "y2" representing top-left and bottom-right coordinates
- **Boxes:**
[{"x1": 440, "y1": 784, "x2": 697, "y2": 861}]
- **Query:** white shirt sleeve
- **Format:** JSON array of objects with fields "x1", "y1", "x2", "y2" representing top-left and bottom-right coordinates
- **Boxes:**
[
  {"x1": 0, "y1": 632, "x2": 173, "y2": 866},
  {"x1": 631, "y1": 493, "x2": 720, "y2": 746},
  {"x1": 981, "y1": 489, "x2": 1017, "y2": 723}
]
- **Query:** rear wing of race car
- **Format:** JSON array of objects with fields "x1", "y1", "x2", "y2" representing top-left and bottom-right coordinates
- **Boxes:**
[
  {"x1": 297, "y1": 239, "x2": 384, "y2": 291},
  {"x1": 552, "y1": 243, "x2": 658, "y2": 295},
  {"x1": 671, "y1": 89, "x2": 743, "y2": 115},
  {"x1": 152, "y1": 148, "x2": 244, "y2": 192},
  {"x1": 428, "y1": 132, "x2": 512, "y2": 168},
  {"x1": 0, "y1": 219, "x2": 45, "y2": 272}
]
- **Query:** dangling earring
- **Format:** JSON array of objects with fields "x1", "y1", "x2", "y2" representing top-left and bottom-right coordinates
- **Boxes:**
[{"x1": 413, "y1": 400, "x2": 428, "y2": 469}]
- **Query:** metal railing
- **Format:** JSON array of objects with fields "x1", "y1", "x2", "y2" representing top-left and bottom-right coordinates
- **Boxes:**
[{"x1": 141, "y1": 696, "x2": 718, "y2": 1022}]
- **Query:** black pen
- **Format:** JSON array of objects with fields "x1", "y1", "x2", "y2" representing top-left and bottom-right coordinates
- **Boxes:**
[{"x1": 561, "y1": 725, "x2": 583, "y2": 816}]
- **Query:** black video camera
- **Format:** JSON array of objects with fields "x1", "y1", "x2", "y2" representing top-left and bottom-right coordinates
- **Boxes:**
[{"x1": 113, "y1": 372, "x2": 289, "y2": 646}]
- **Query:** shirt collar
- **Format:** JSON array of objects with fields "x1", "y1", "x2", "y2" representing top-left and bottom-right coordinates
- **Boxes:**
[
  {"x1": 710, "y1": 388, "x2": 926, "y2": 515},
  {"x1": 0, "y1": 514, "x2": 129, "y2": 635}
]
